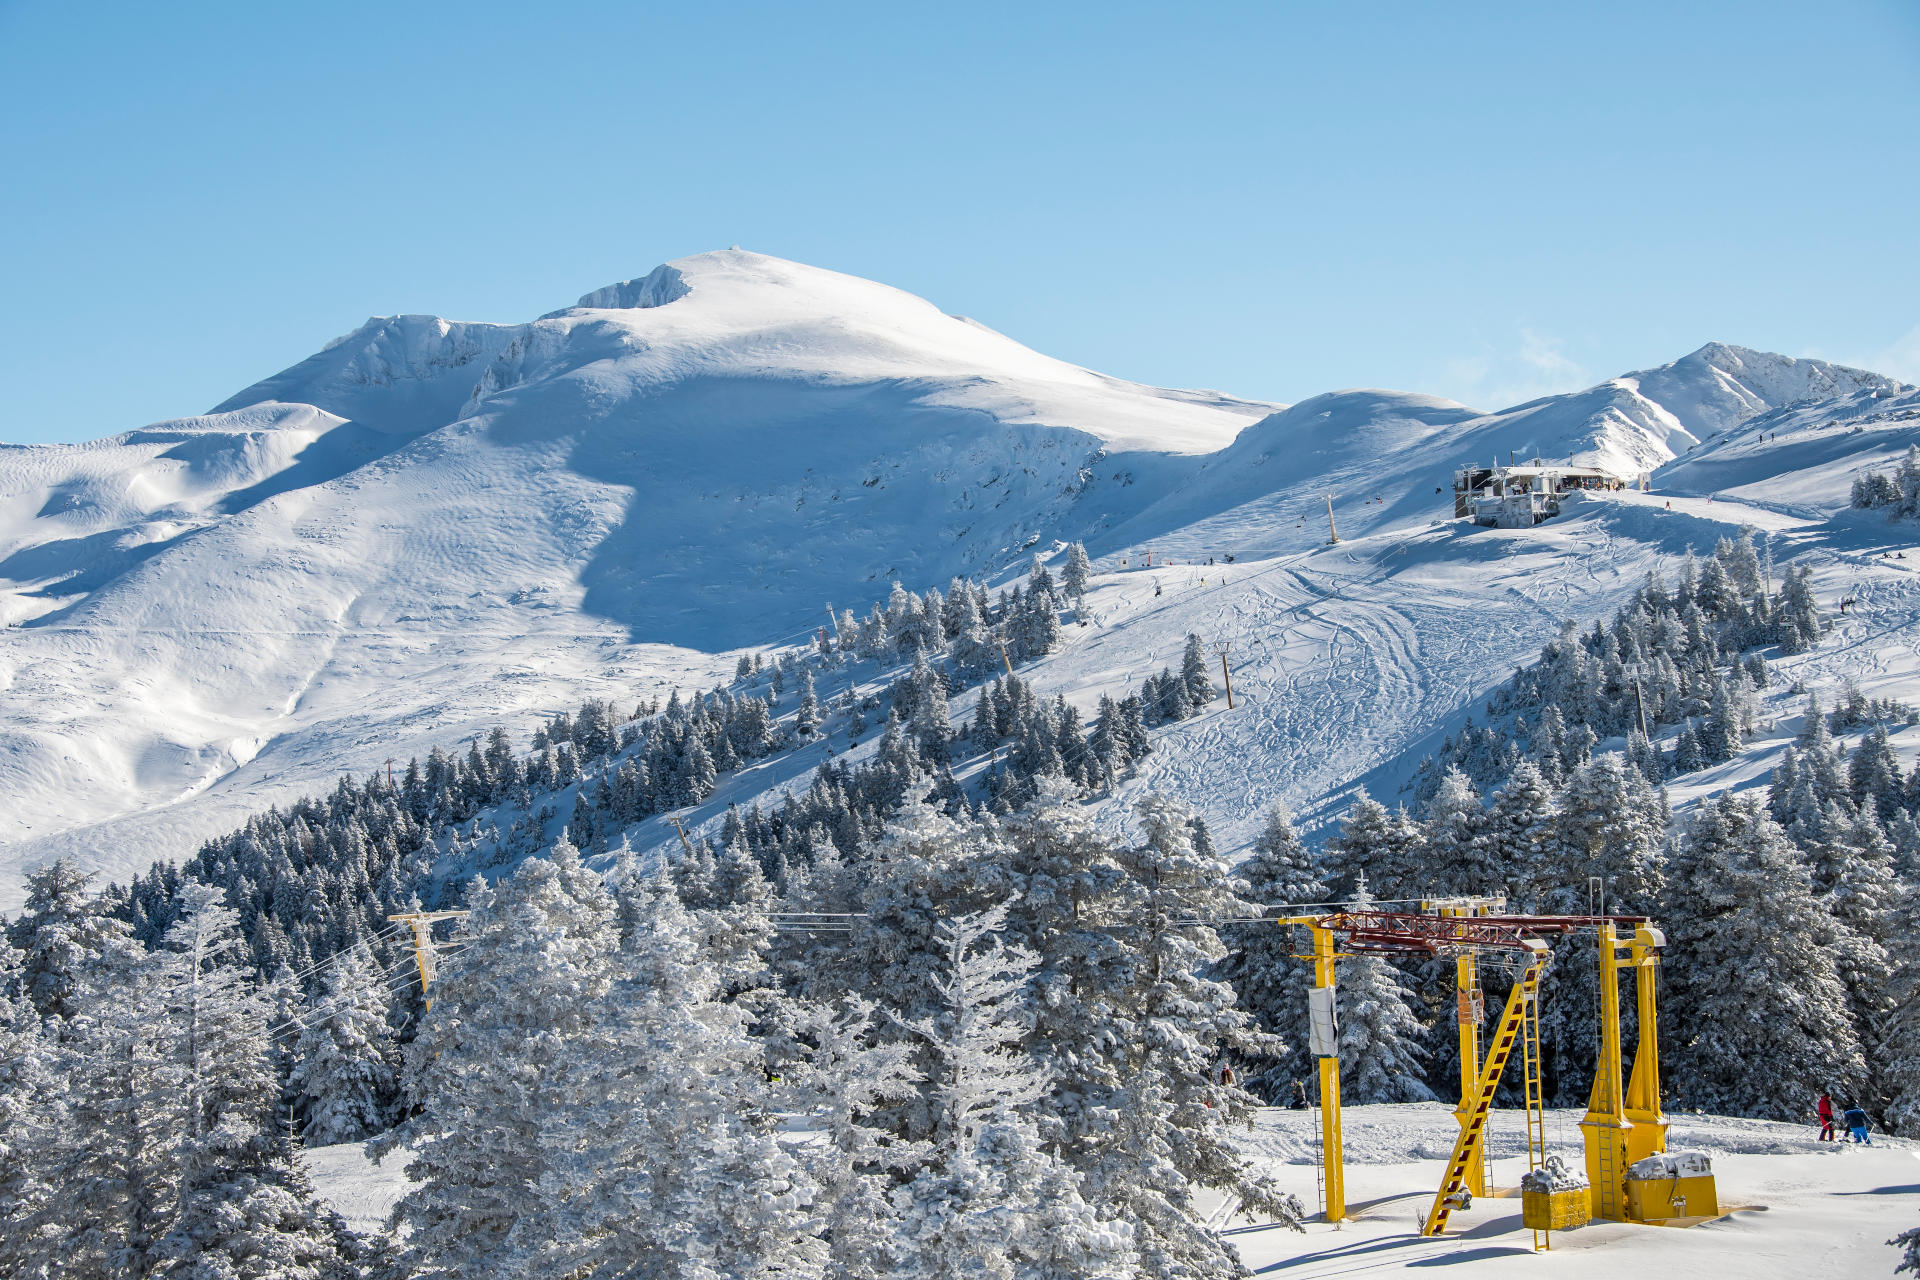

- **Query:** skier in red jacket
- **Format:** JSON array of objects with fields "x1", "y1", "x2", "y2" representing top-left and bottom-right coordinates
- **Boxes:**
[{"x1": 1816, "y1": 1091, "x2": 1836, "y2": 1141}]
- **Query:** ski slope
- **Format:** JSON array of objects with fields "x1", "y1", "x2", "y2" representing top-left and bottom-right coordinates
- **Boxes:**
[
  {"x1": 0, "y1": 248, "x2": 1913, "y2": 908},
  {"x1": 302, "y1": 1104, "x2": 1920, "y2": 1278}
]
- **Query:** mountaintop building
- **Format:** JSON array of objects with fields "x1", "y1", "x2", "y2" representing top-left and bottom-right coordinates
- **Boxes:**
[{"x1": 1453, "y1": 460, "x2": 1647, "y2": 527}]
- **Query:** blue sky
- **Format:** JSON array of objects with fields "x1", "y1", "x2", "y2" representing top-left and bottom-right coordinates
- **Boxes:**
[{"x1": 3, "y1": 0, "x2": 1916, "y2": 444}]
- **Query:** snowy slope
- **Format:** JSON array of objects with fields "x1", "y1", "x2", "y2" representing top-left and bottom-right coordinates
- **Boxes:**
[
  {"x1": 303, "y1": 1105, "x2": 1920, "y2": 1277},
  {"x1": 1, "y1": 248, "x2": 1913, "y2": 909}
]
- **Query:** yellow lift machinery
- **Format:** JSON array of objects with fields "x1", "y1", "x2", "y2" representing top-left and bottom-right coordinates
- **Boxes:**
[{"x1": 1276, "y1": 898, "x2": 1713, "y2": 1244}]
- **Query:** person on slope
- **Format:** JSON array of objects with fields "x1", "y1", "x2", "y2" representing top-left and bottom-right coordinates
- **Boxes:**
[
  {"x1": 1289, "y1": 1080, "x2": 1310, "y2": 1111},
  {"x1": 1816, "y1": 1090, "x2": 1836, "y2": 1141},
  {"x1": 1843, "y1": 1102, "x2": 1873, "y2": 1145}
]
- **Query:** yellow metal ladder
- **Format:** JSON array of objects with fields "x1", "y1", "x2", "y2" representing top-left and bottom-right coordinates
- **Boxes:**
[
  {"x1": 1423, "y1": 954, "x2": 1547, "y2": 1237},
  {"x1": 1521, "y1": 961, "x2": 1548, "y2": 1249}
]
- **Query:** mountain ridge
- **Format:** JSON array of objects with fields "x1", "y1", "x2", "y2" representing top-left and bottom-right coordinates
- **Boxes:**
[{"x1": 1, "y1": 248, "x2": 1912, "y2": 909}]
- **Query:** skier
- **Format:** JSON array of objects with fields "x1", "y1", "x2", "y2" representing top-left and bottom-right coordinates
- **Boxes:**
[
  {"x1": 1843, "y1": 1102, "x2": 1873, "y2": 1145},
  {"x1": 1289, "y1": 1080, "x2": 1310, "y2": 1111},
  {"x1": 1816, "y1": 1090, "x2": 1836, "y2": 1141}
]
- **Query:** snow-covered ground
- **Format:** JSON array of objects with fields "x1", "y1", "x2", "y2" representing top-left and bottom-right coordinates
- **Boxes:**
[
  {"x1": 302, "y1": 1105, "x2": 1920, "y2": 1276},
  {"x1": 2, "y1": 248, "x2": 1916, "y2": 908}
]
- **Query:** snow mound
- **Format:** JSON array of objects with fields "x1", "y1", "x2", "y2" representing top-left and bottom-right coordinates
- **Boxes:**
[{"x1": 1520, "y1": 1153, "x2": 1588, "y2": 1192}]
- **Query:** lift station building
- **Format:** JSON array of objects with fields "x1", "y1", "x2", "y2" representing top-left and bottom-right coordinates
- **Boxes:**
[{"x1": 1453, "y1": 460, "x2": 1647, "y2": 528}]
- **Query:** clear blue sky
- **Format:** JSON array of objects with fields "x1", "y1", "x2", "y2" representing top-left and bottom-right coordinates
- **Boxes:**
[{"x1": 3, "y1": 0, "x2": 1917, "y2": 444}]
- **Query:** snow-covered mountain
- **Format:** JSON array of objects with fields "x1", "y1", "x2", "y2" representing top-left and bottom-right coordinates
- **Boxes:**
[{"x1": 0, "y1": 248, "x2": 1910, "y2": 908}]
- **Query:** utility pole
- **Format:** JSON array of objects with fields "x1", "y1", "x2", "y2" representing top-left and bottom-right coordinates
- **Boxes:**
[
  {"x1": 383, "y1": 757, "x2": 395, "y2": 788},
  {"x1": 668, "y1": 814, "x2": 697, "y2": 857},
  {"x1": 386, "y1": 910, "x2": 468, "y2": 1011},
  {"x1": 1216, "y1": 642, "x2": 1235, "y2": 709},
  {"x1": 996, "y1": 634, "x2": 1015, "y2": 678},
  {"x1": 1325, "y1": 494, "x2": 1340, "y2": 545}
]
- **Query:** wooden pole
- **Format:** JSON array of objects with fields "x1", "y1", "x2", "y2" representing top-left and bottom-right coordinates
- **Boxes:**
[
  {"x1": 1325, "y1": 494, "x2": 1340, "y2": 544},
  {"x1": 1216, "y1": 644, "x2": 1234, "y2": 708}
]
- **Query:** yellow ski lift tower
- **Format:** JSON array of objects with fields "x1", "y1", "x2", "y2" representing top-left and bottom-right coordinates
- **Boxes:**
[
  {"x1": 1275, "y1": 902, "x2": 1679, "y2": 1236},
  {"x1": 1582, "y1": 919, "x2": 1677, "y2": 1219}
]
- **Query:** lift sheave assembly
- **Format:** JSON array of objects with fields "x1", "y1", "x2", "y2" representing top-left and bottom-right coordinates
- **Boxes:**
[{"x1": 1279, "y1": 896, "x2": 1719, "y2": 1250}]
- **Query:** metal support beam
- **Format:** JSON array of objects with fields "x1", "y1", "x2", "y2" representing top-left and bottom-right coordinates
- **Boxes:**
[{"x1": 1311, "y1": 923, "x2": 1346, "y2": 1224}]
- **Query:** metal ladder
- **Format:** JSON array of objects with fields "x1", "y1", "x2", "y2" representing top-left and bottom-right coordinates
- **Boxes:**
[
  {"x1": 1593, "y1": 1106, "x2": 1620, "y2": 1222},
  {"x1": 1521, "y1": 965, "x2": 1547, "y2": 1249},
  {"x1": 1423, "y1": 956, "x2": 1546, "y2": 1237},
  {"x1": 1311, "y1": 1088, "x2": 1326, "y2": 1220}
]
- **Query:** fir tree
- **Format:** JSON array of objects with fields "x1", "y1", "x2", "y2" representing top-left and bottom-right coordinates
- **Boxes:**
[
  {"x1": 1180, "y1": 633, "x2": 1212, "y2": 708},
  {"x1": 287, "y1": 942, "x2": 400, "y2": 1145},
  {"x1": 891, "y1": 907, "x2": 1135, "y2": 1280},
  {"x1": 1321, "y1": 790, "x2": 1426, "y2": 901},
  {"x1": 1660, "y1": 792, "x2": 1865, "y2": 1118},
  {"x1": 553, "y1": 863, "x2": 821, "y2": 1280},
  {"x1": 7, "y1": 858, "x2": 127, "y2": 1021},
  {"x1": 796, "y1": 667, "x2": 822, "y2": 739},
  {"x1": 1421, "y1": 767, "x2": 1493, "y2": 897},
  {"x1": 1881, "y1": 881, "x2": 1920, "y2": 1137},
  {"x1": 1216, "y1": 806, "x2": 1323, "y2": 1099},
  {"x1": 1332, "y1": 877, "x2": 1434, "y2": 1104},
  {"x1": 0, "y1": 938, "x2": 61, "y2": 1276},
  {"x1": 380, "y1": 839, "x2": 621, "y2": 1276},
  {"x1": 1060, "y1": 542, "x2": 1094, "y2": 603}
]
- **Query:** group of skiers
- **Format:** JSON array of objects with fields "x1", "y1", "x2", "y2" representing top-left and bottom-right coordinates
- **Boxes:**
[{"x1": 1814, "y1": 1090, "x2": 1874, "y2": 1144}]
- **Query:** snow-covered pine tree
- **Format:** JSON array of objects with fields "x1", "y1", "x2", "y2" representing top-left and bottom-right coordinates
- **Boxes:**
[
  {"x1": 1897, "y1": 1223, "x2": 1920, "y2": 1277},
  {"x1": 1095, "y1": 795, "x2": 1302, "y2": 1277},
  {"x1": 155, "y1": 883, "x2": 340, "y2": 1278},
  {"x1": 1827, "y1": 806, "x2": 1900, "y2": 1108},
  {"x1": 381, "y1": 837, "x2": 621, "y2": 1276},
  {"x1": 1320, "y1": 790, "x2": 1426, "y2": 900},
  {"x1": 32, "y1": 892, "x2": 180, "y2": 1280},
  {"x1": 1776, "y1": 565, "x2": 1823, "y2": 653},
  {"x1": 1850, "y1": 725, "x2": 1904, "y2": 822},
  {"x1": 1421, "y1": 766, "x2": 1494, "y2": 897},
  {"x1": 6, "y1": 858, "x2": 129, "y2": 1022},
  {"x1": 1881, "y1": 880, "x2": 1920, "y2": 1137},
  {"x1": 776, "y1": 996, "x2": 925, "y2": 1279},
  {"x1": 1180, "y1": 633, "x2": 1212, "y2": 708},
  {"x1": 1061, "y1": 542, "x2": 1094, "y2": 603},
  {"x1": 891, "y1": 906, "x2": 1136, "y2": 1280},
  {"x1": 1660, "y1": 791, "x2": 1865, "y2": 1118},
  {"x1": 1216, "y1": 805, "x2": 1324, "y2": 1100},
  {"x1": 287, "y1": 941, "x2": 400, "y2": 1145},
  {"x1": 0, "y1": 938, "x2": 60, "y2": 1276},
  {"x1": 154, "y1": 1144, "x2": 356, "y2": 1280},
  {"x1": 550, "y1": 862, "x2": 822, "y2": 1280},
  {"x1": 1480, "y1": 759, "x2": 1558, "y2": 907},
  {"x1": 1535, "y1": 754, "x2": 1667, "y2": 1101},
  {"x1": 796, "y1": 667, "x2": 822, "y2": 739},
  {"x1": 1331, "y1": 876, "x2": 1434, "y2": 1104}
]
